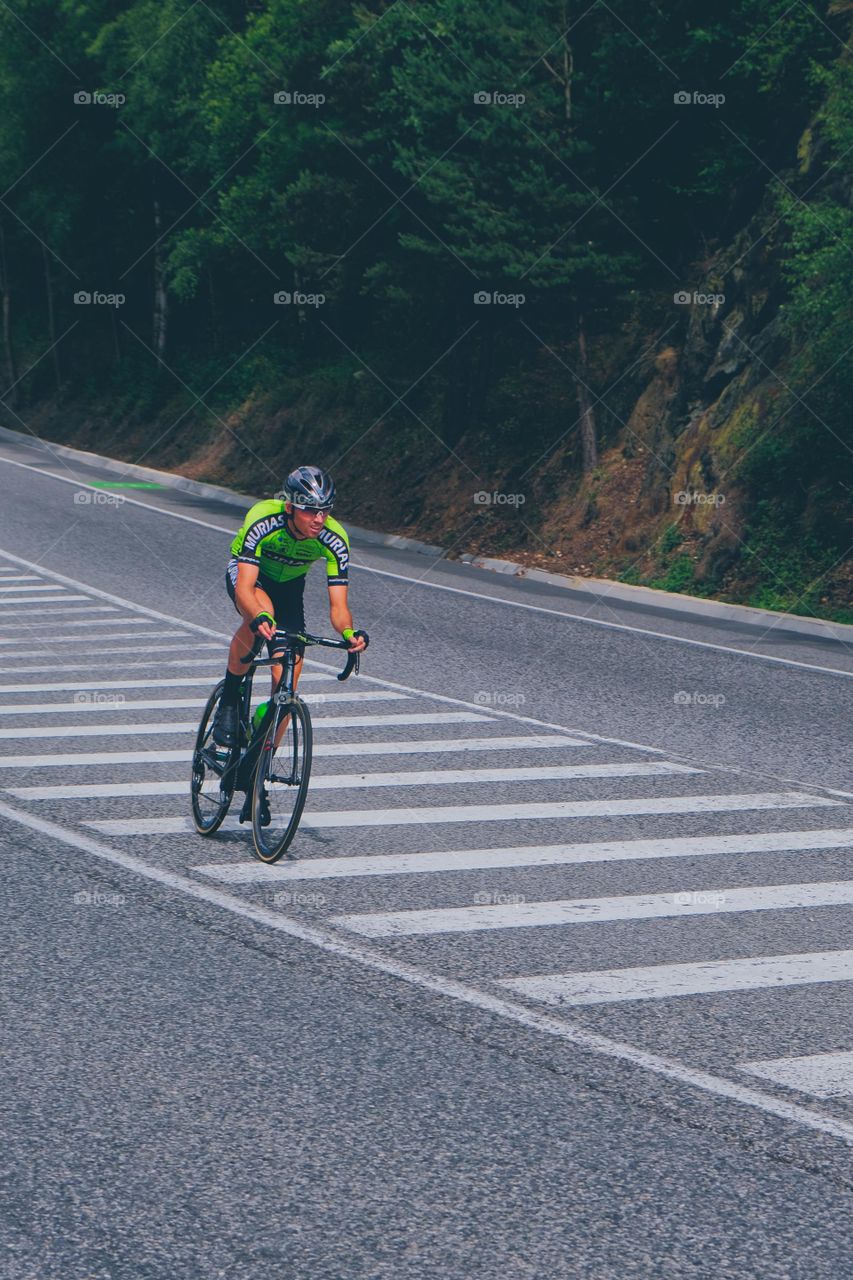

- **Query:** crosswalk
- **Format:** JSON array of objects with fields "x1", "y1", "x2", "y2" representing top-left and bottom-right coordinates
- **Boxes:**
[{"x1": 1, "y1": 554, "x2": 852, "y2": 1128}]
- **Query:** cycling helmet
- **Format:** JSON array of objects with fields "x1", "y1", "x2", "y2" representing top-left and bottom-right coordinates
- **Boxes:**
[{"x1": 281, "y1": 464, "x2": 336, "y2": 510}]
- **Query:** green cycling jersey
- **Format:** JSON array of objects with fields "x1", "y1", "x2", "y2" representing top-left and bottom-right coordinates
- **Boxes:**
[{"x1": 230, "y1": 499, "x2": 349, "y2": 585}]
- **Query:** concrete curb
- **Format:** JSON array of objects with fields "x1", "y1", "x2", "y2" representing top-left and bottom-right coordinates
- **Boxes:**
[
  {"x1": 1, "y1": 421, "x2": 850, "y2": 644},
  {"x1": 458, "y1": 553, "x2": 853, "y2": 643}
]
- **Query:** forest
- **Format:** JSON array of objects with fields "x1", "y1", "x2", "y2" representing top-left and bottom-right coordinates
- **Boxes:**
[{"x1": 0, "y1": 0, "x2": 851, "y2": 619}]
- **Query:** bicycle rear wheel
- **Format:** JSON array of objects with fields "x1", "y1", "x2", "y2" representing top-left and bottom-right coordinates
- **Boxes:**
[
  {"x1": 251, "y1": 696, "x2": 312, "y2": 862},
  {"x1": 190, "y1": 681, "x2": 239, "y2": 835}
]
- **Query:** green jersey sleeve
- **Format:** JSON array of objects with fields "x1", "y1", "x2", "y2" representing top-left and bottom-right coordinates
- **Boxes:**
[{"x1": 317, "y1": 518, "x2": 350, "y2": 585}]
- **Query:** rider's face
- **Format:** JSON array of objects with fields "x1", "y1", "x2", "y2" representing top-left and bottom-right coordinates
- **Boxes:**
[{"x1": 287, "y1": 502, "x2": 329, "y2": 538}]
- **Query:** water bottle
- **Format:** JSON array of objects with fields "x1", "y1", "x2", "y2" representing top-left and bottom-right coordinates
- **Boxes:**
[{"x1": 251, "y1": 700, "x2": 270, "y2": 736}]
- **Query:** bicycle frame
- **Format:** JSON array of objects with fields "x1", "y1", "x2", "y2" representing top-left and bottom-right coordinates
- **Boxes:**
[{"x1": 232, "y1": 628, "x2": 358, "y2": 786}]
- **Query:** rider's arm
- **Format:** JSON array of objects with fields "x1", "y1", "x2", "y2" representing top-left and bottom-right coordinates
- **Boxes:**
[
  {"x1": 235, "y1": 562, "x2": 272, "y2": 630},
  {"x1": 328, "y1": 584, "x2": 366, "y2": 652}
]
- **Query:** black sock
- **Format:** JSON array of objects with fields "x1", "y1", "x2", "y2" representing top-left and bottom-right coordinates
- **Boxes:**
[{"x1": 222, "y1": 670, "x2": 243, "y2": 704}]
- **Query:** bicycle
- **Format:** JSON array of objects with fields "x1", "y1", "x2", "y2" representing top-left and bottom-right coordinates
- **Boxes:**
[{"x1": 190, "y1": 628, "x2": 361, "y2": 862}]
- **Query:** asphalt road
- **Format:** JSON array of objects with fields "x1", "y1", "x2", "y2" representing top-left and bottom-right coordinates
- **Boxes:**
[{"x1": 1, "y1": 435, "x2": 852, "y2": 1280}]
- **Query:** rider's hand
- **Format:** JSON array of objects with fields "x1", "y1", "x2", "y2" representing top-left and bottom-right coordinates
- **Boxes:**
[
  {"x1": 346, "y1": 628, "x2": 369, "y2": 653},
  {"x1": 250, "y1": 612, "x2": 276, "y2": 642}
]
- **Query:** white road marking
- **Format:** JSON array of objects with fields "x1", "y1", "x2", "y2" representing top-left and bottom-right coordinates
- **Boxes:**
[
  {"x1": 312, "y1": 733, "x2": 584, "y2": 755},
  {"x1": 500, "y1": 949, "x2": 853, "y2": 1007},
  {"x1": 0, "y1": 593, "x2": 88, "y2": 605},
  {"x1": 0, "y1": 579, "x2": 50, "y2": 589},
  {"x1": 0, "y1": 698, "x2": 212, "y2": 716},
  {"x1": 0, "y1": 690, "x2": 409, "y2": 716},
  {"x1": 0, "y1": 734, "x2": 585, "y2": 769},
  {"x1": 86, "y1": 791, "x2": 838, "y2": 837},
  {"x1": 335, "y1": 879, "x2": 853, "y2": 937},
  {"x1": 740, "y1": 1049, "x2": 853, "y2": 1098},
  {"x1": 0, "y1": 671, "x2": 330, "y2": 693},
  {"x1": 0, "y1": 795, "x2": 850, "y2": 1144},
  {"x1": 2, "y1": 455, "x2": 851, "y2": 678},
  {"x1": 0, "y1": 629, "x2": 191, "y2": 647},
  {"x1": 0, "y1": 711, "x2": 491, "y2": 740},
  {"x1": 7, "y1": 759, "x2": 697, "y2": 801},
  {"x1": 0, "y1": 652, "x2": 224, "y2": 672},
  {"x1": 0, "y1": 611, "x2": 126, "y2": 629},
  {"x1": 0, "y1": 721, "x2": 202, "y2": 740},
  {"x1": 191, "y1": 828, "x2": 853, "y2": 884}
]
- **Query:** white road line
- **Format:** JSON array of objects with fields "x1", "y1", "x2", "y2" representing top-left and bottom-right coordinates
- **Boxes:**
[
  {"x1": 0, "y1": 610, "x2": 124, "y2": 629},
  {"x1": 0, "y1": 583, "x2": 80, "y2": 594},
  {"x1": 0, "y1": 690, "x2": 410, "y2": 716},
  {"x1": 0, "y1": 721, "x2": 202, "y2": 740},
  {"x1": 86, "y1": 792, "x2": 838, "y2": 837},
  {"x1": 0, "y1": 652, "x2": 224, "y2": 673},
  {"x1": 334, "y1": 880, "x2": 853, "y2": 937},
  {"x1": 0, "y1": 630, "x2": 190, "y2": 647},
  {"x1": 311, "y1": 733, "x2": 584, "y2": 755},
  {"x1": 1, "y1": 748, "x2": 198, "y2": 768},
  {"x1": 0, "y1": 672, "x2": 331, "y2": 693},
  {"x1": 7, "y1": 759, "x2": 697, "y2": 801},
  {"x1": 0, "y1": 796, "x2": 850, "y2": 1145},
  {"x1": 740, "y1": 1049, "x2": 853, "y2": 1098},
  {"x1": 2, "y1": 457, "x2": 851, "y2": 679},
  {"x1": 0, "y1": 732, "x2": 578, "y2": 768},
  {"x1": 0, "y1": 594, "x2": 91, "y2": 606},
  {"x1": 0, "y1": 734, "x2": 586, "y2": 769},
  {"x1": 0, "y1": 698, "x2": 211, "y2": 716},
  {"x1": 0, "y1": 578, "x2": 48, "y2": 588},
  {"x1": 0, "y1": 711, "x2": 492, "y2": 740},
  {"x1": 500, "y1": 950, "x2": 853, "y2": 1007},
  {"x1": 191, "y1": 828, "x2": 853, "y2": 884}
]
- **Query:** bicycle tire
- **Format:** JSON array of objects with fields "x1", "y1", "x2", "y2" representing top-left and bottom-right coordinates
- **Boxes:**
[
  {"x1": 190, "y1": 680, "x2": 239, "y2": 835},
  {"x1": 251, "y1": 695, "x2": 313, "y2": 862}
]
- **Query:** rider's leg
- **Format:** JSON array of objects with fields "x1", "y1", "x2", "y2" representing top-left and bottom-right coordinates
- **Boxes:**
[{"x1": 213, "y1": 579, "x2": 277, "y2": 747}]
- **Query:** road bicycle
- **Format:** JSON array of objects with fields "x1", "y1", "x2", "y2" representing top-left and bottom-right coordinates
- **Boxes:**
[{"x1": 190, "y1": 628, "x2": 360, "y2": 862}]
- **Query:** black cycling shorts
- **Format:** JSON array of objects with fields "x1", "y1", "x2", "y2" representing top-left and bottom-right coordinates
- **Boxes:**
[{"x1": 225, "y1": 557, "x2": 306, "y2": 652}]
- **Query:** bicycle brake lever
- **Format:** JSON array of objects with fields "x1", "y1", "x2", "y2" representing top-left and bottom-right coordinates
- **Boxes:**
[{"x1": 337, "y1": 650, "x2": 359, "y2": 681}]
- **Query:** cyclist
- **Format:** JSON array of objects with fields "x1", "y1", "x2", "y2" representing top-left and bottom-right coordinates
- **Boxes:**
[{"x1": 211, "y1": 464, "x2": 368, "y2": 749}]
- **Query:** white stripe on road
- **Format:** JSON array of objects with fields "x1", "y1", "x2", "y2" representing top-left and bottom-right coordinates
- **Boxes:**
[
  {"x1": 0, "y1": 734, "x2": 586, "y2": 769},
  {"x1": 0, "y1": 629, "x2": 188, "y2": 647},
  {"x1": 7, "y1": 760, "x2": 695, "y2": 801},
  {"x1": 0, "y1": 795, "x2": 851, "y2": 1145},
  {"x1": 0, "y1": 652, "x2": 224, "y2": 673},
  {"x1": 500, "y1": 950, "x2": 853, "y2": 1007},
  {"x1": 0, "y1": 671, "x2": 331, "y2": 693},
  {"x1": 0, "y1": 579, "x2": 51, "y2": 589},
  {"x1": 0, "y1": 609, "x2": 123, "y2": 628},
  {"x1": 740, "y1": 1049, "x2": 853, "y2": 1098},
  {"x1": 0, "y1": 630, "x2": 190, "y2": 648},
  {"x1": 0, "y1": 594, "x2": 93, "y2": 606},
  {"x1": 0, "y1": 697, "x2": 213, "y2": 716},
  {"x1": 86, "y1": 792, "x2": 838, "y2": 837},
  {"x1": 304, "y1": 733, "x2": 585, "y2": 756},
  {"x1": 0, "y1": 711, "x2": 491, "y2": 740},
  {"x1": 0, "y1": 721, "x2": 202, "y2": 740},
  {"x1": 335, "y1": 880, "x2": 853, "y2": 937},
  {"x1": 192, "y1": 828, "x2": 853, "y2": 884},
  {"x1": 0, "y1": 690, "x2": 409, "y2": 716}
]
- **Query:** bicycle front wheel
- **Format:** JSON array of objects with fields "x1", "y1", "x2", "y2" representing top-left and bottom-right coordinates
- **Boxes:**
[
  {"x1": 251, "y1": 696, "x2": 313, "y2": 862},
  {"x1": 190, "y1": 681, "x2": 239, "y2": 835}
]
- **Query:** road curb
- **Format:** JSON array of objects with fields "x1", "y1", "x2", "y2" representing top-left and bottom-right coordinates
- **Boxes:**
[{"x1": 1, "y1": 421, "x2": 850, "y2": 644}]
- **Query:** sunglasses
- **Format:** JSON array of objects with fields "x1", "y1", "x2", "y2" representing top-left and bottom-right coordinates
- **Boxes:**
[{"x1": 297, "y1": 504, "x2": 332, "y2": 516}]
